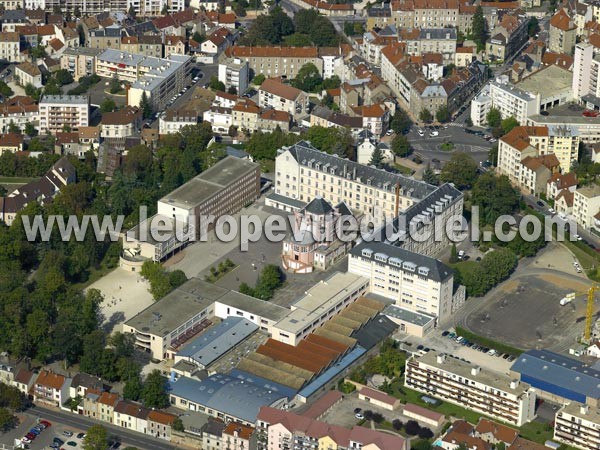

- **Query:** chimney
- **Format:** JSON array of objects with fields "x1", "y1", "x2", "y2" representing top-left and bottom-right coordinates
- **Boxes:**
[
  {"x1": 437, "y1": 354, "x2": 446, "y2": 364},
  {"x1": 581, "y1": 404, "x2": 589, "y2": 415},
  {"x1": 510, "y1": 379, "x2": 519, "y2": 389},
  {"x1": 471, "y1": 366, "x2": 481, "y2": 376}
]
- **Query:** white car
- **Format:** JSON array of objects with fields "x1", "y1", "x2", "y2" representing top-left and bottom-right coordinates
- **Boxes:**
[
  {"x1": 487, "y1": 349, "x2": 497, "y2": 356},
  {"x1": 430, "y1": 131, "x2": 439, "y2": 137},
  {"x1": 417, "y1": 129, "x2": 425, "y2": 137},
  {"x1": 21, "y1": 437, "x2": 31, "y2": 444},
  {"x1": 574, "y1": 234, "x2": 583, "y2": 241},
  {"x1": 355, "y1": 413, "x2": 364, "y2": 420},
  {"x1": 548, "y1": 208, "x2": 555, "y2": 214}
]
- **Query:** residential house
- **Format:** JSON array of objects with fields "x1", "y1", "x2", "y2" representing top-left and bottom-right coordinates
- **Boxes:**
[
  {"x1": 0, "y1": 133, "x2": 24, "y2": 154},
  {"x1": 114, "y1": 400, "x2": 150, "y2": 433},
  {"x1": 14, "y1": 62, "x2": 42, "y2": 88},
  {"x1": 258, "y1": 78, "x2": 308, "y2": 120},
  {"x1": 200, "y1": 28, "x2": 231, "y2": 57},
  {"x1": 555, "y1": 189, "x2": 574, "y2": 216},
  {"x1": 101, "y1": 106, "x2": 142, "y2": 141},
  {"x1": 455, "y1": 46, "x2": 476, "y2": 67},
  {"x1": 549, "y1": 9, "x2": 577, "y2": 55},
  {"x1": 69, "y1": 373, "x2": 107, "y2": 400},
  {"x1": 148, "y1": 410, "x2": 177, "y2": 441},
  {"x1": 33, "y1": 370, "x2": 70, "y2": 407},
  {"x1": 0, "y1": 32, "x2": 24, "y2": 63},
  {"x1": 547, "y1": 172, "x2": 578, "y2": 200},
  {"x1": 486, "y1": 11, "x2": 529, "y2": 62},
  {"x1": 474, "y1": 418, "x2": 519, "y2": 446},
  {"x1": 218, "y1": 57, "x2": 249, "y2": 95},
  {"x1": 232, "y1": 98, "x2": 260, "y2": 131},
  {"x1": 96, "y1": 391, "x2": 120, "y2": 424},
  {"x1": 351, "y1": 104, "x2": 389, "y2": 136},
  {"x1": 0, "y1": 96, "x2": 39, "y2": 134},
  {"x1": 138, "y1": 35, "x2": 164, "y2": 58},
  {"x1": 164, "y1": 35, "x2": 186, "y2": 58},
  {"x1": 518, "y1": 154, "x2": 561, "y2": 195},
  {"x1": 203, "y1": 106, "x2": 232, "y2": 133},
  {"x1": 257, "y1": 109, "x2": 290, "y2": 133},
  {"x1": 158, "y1": 109, "x2": 198, "y2": 134},
  {"x1": 12, "y1": 368, "x2": 36, "y2": 396}
]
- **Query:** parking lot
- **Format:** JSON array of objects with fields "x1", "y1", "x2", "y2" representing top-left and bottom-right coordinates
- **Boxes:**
[{"x1": 3, "y1": 415, "x2": 87, "y2": 450}]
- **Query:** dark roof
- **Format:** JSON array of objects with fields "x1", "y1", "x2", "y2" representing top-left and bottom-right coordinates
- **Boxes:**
[
  {"x1": 282, "y1": 140, "x2": 435, "y2": 198},
  {"x1": 202, "y1": 419, "x2": 226, "y2": 437},
  {"x1": 304, "y1": 197, "x2": 334, "y2": 215},
  {"x1": 351, "y1": 315, "x2": 398, "y2": 350},
  {"x1": 510, "y1": 349, "x2": 600, "y2": 401},
  {"x1": 71, "y1": 373, "x2": 107, "y2": 391},
  {"x1": 350, "y1": 241, "x2": 454, "y2": 283}
]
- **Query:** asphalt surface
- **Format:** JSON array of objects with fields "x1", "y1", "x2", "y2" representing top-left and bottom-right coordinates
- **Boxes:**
[{"x1": 23, "y1": 406, "x2": 177, "y2": 450}]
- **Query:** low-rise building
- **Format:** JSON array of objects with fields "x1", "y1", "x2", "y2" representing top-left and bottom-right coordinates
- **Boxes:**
[
  {"x1": 0, "y1": 32, "x2": 24, "y2": 63},
  {"x1": 257, "y1": 109, "x2": 290, "y2": 133},
  {"x1": 101, "y1": 106, "x2": 142, "y2": 141},
  {"x1": 406, "y1": 352, "x2": 537, "y2": 426},
  {"x1": 114, "y1": 400, "x2": 150, "y2": 433},
  {"x1": 402, "y1": 403, "x2": 445, "y2": 428},
  {"x1": 158, "y1": 109, "x2": 197, "y2": 134},
  {"x1": 148, "y1": 410, "x2": 177, "y2": 441},
  {"x1": 358, "y1": 386, "x2": 400, "y2": 410},
  {"x1": 203, "y1": 105, "x2": 232, "y2": 133},
  {"x1": 33, "y1": 370, "x2": 70, "y2": 407},
  {"x1": 0, "y1": 133, "x2": 24, "y2": 154},
  {"x1": 14, "y1": 61, "x2": 42, "y2": 88},
  {"x1": 0, "y1": 96, "x2": 39, "y2": 134},
  {"x1": 403, "y1": 27, "x2": 457, "y2": 65},
  {"x1": 12, "y1": 368, "x2": 35, "y2": 396},
  {"x1": 201, "y1": 420, "x2": 254, "y2": 450}
]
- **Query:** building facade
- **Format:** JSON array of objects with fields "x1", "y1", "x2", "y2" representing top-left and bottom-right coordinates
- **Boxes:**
[{"x1": 39, "y1": 95, "x2": 89, "y2": 135}]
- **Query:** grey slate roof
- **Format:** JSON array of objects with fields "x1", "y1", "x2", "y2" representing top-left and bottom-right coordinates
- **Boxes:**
[
  {"x1": 282, "y1": 140, "x2": 436, "y2": 198},
  {"x1": 510, "y1": 349, "x2": 600, "y2": 400},
  {"x1": 169, "y1": 372, "x2": 293, "y2": 423},
  {"x1": 351, "y1": 315, "x2": 398, "y2": 350},
  {"x1": 350, "y1": 241, "x2": 454, "y2": 283},
  {"x1": 419, "y1": 28, "x2": 457, "y2": 40},
  {"x1": 177, "y1": 317, "x2": 258, "y2": 368},
  {"x1": 304, "y1": 197, "x2": 334, "y2": 215}
]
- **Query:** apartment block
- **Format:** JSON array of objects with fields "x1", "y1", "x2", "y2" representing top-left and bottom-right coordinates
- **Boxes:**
[
  {"x1": 258, "y1": 79, "x2": 308, "y2": 119},
  {"x1": 39, "y1": 95, "x2": 89, "y2": 134},
  {"x1": 554, "y1": 403, "x2": 600, "y2": 450},
  {"x1": 0, "y1": 32, "x2": 24, "y2": 63},
  {"x1": 270, "y1": 140, "x2": 438, "y2": 222},
  {"x1": 549, "y1": 9, "x2": 577, "y2": 54},
  {"x1": 60, "y1": 48, "x2": 102, "y2": 81},
  {"x1": 405, "y1": 352, "x2": 537, "y2": 426},
  {"x1": 383, "y1": 0, "x2": 475, "y2": 33},
  {"x1": 158, "y1": 109, "x2": 198, "y2": 135},
  {"x1": 572, "y1": 42, "x2": 600, "y2": 103},
  {"x1": 486, "y1": 11, "x2": 529, "y2": 62},
  {"x1": 403, "y1": 28, "x2": 458, "y2": 65},
  {"x1": 348, "y1": 241, "x2": 462, "y2": 323},
  {"x1": 573, "y1": 184, "x2": 600, "y2": 230},
  {"x1": 218, "y1": 57, "x2": 249, "y2": 95}
]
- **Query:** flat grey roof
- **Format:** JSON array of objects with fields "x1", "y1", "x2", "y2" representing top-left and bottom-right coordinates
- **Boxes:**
[
  {"x1": 528, "y1": 103, "x2": 600, "y2": 125},
  {"x1": 177, "y1": 317, "x2": 258, "y2": 368},
  {"x1": 97, "y1": 48, "x2": 145, "y2": 66},
  {"x1": 125, "y1": 279, "x2": 228, "y2": 337},
  {"x1": 215, "y1": 291, "x2": 289, "y2": 322},
  {"x1": 159, "y1": 156, "x2": 258, "y2": 210},
  {"x1": 40, "y1": 95, "x2": 88, "y2": 104},
  {"x1": 516, "y1": 65, "x2": 572, "y2": 100},
  {"x1": 63, "y1": 47, "x2": 104, "y2": 57},
  {"x1": 382, "y1": 304, "x2": 436, "y2": 326}
]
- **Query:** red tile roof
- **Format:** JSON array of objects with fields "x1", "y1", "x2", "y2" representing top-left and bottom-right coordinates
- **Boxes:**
[
  {"x1": 35, "y1": 370, "x2": 65, "y2": 390},
  {"x1": 475, "y1": 419, "x2": 519, "y2": 444},
  {"x1": 260, "y1": 78, "x2": 304, "y2": 101},
  {"x1": 550, "y1": 8, "x2": 575, "y2": 31}
]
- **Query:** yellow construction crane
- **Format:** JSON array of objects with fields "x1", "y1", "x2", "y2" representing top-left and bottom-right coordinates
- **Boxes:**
[{"x1": 564, "y1": 285, "x2": 598, "y2": 342}]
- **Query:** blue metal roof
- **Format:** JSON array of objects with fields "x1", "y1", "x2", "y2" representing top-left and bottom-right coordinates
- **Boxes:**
[
  {"x1": 176, "y1": 317, "x2": 258, "y2": 368},
  {"x1": 297, "y1": 346, "x2": 367, "y2": 399},
  {"x1": 510, "y1": 350, "x2": 600, "y2": 401},
  {"x1": 169, "y1": 372, "x2": 291, "y2": 423}
]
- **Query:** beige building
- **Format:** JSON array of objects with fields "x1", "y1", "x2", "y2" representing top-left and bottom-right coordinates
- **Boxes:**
[
  {"x1": 405, "y1": 352, "x2": 537, "y2": 426},
  {"x1": 0, "y1": 32, "x2": 23, "y2": 63},
  {"x1": 60, "y1": 47, "x2": 102, "y2": 81},
  {"x1": 164, "y1": 35, "x2": 186, "y2": 58},
  {"x1": 0, "y1": 133, "x2": 24, "y2": 154},
  {"x1": 386, "y1": 0, "x2": 475, "y2": 33},
  {"x1": 270, "y1": 140, "x2": 439, "y2": 223},
  {"x1": 518, "y1": 154, "x2": 560, "y2": 195},
  {"x1": 39, "y1": 95, "x2": 89, "y2": 134},
  {"x1": 14, "y1": 62, "x2": 42, "y2": 88},
  {"x1": 232, "y1": 99, "x2": 260, "y2": 132},
  {"x1": 554, "y1": 403, "x2": 600, "y2": 450},
  {"x1": 258, "y1": 79, "x2": 308, "y2": 119},
  {"x1": 573, "y1": 184, "x2": 600, "y2": 230},
  {"x1": 101, "y1": 106, "x2": 142, "y2": 140},
  {"x1": 549, "y1": 9, "x2": 577, "y2": 55}
]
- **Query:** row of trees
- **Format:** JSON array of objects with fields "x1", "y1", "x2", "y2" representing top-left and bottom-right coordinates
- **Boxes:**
[
  {"x1": 454, "y1": 247, "x2": 518, "y2": 297},
  {"x1": 486, "y1": 107, "x2": 520, "y2": 137},
  {"x1": 241, "y1": 8, "x2": 341, "y2": 47}
]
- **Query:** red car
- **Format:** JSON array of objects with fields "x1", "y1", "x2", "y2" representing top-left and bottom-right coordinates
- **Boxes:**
[
  {"x1": 25, "y1": 433, "x2": 36, "y2": 440},
  {"x1": 40, "y1": 420, "x2": 51, "y2": 427}
]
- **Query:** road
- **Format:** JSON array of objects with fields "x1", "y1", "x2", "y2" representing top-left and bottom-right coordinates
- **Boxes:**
[{"x1": 25, "y1": 406, "x2": 177, "y2": 450}]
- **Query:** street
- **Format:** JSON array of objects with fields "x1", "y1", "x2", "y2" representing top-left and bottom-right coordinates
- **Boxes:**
[{"x1": 17, "y1": 407, "x2": 177, "y2": 450}]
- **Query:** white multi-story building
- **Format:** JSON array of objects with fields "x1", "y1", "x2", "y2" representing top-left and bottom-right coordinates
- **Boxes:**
[
  {"x1": 405, "y1": 352, "x2": 537, "y2": 426},
  {"x1": 158, "y1": 109, "x2": 197, "y2": 135},
  {"x1": 348, "y1": 242, "x2": 463, "y2": 323},
  {"x1": 269, "y1": 140, "x2": 439, "y2": 223},
  {"x1": 218, "y1": 57, "x2": 249, "y2": 95},
  {"x1": 203, "y1": 106, "x2": 232, "y2": 133},
  {"x1": 0, "y1": 32, "x2": 23, "y2": 63},
  {"x1": 573, "y1": 184, "x2": 600, "y2": 230},
  {"x1": 39, "y1": 95, "x2": 89, "y2": 135},
  {"x1": 572, "y1": 42, "x2": 600, "y2": 104},
  {"x1": 0, "y1": 96, "x2": 39, "y2": 134},
  {"x1": 554, "y1": 403, "x2": 600, "y2": 450},
  {"x1": 258, "y1": 79, "x2": 308, "y2": 120}
]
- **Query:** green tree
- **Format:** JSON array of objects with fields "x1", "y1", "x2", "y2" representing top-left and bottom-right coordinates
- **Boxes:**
[
  {"x1": 0, "y1": 408, "x2": 17, "y2": 433},
  {"x1": 294, "y1": 9, "x2": 339, "y2": 47},
  {"x1": 391, "y1": 135, "x2": 411, "y2": 157},
  {"x1": 488, "y1": 145, "x2": 498, "y2": 166},
  {"x1": 139, "y1": 91, "x2": 152, "y2": 119},
  {"x1": 471, "y1": 172, "x2": 519, "y2": 225},
  {"x1": 419, "y1": 108, "x2": 433, "y2": 123},
  {"x1": 291, "y1": 63, "x2": 323, "y2": 93},
  {"x1": 227, "y1": 86, "x2": 237, "y2": 95},
  {"x1": 391, "y1": 109, "x2": 412, "y2": 134},
  {"x1": 450, "y1": 243, "x2": 458, "y2": 263},
  {"x1": 109, "y1": 74, "x2": 121, "y2": 94},
  {"x1": 501, "y1": 116, "x2": 519, "y2": 135},
  {"x1": 440, "y1": 152, "x2": 479, "y2": 189},
  {"x1": 24, "y1": 122, "x2": 37, "y2": 137},
  {"x1": 100, "y1": 98, "x2": 116, "y2": 113},
  {"x1": 252, "y1": 73, "x2": 266, "y2": 85},
  {"x1": 436, "y1": 105, "x2": 451, "y2": 123},
  {"x1": 55, "y1": 69, "x2": 74, "y2": 86},
  {"x1": 7, "y1": 121, "x2": 19, "y2": 134},
  {"x1": 369, "y1": 147, "x2": 385, "y2": 168},
  {"x1": 141, "y1": 370, "x2": 169, "y2": 408},
  {"x1": 528, "y1": 17, "x2": 539, "y2": 37},
  {"x1": 465, "y1": 117, "x2": 473, "y2": 127},
  {"x1": 192, "y1": 31, "x2": 205, "y2": 43},
  {"x1": 486, "y1": 107, "x2": 501, "y2": 128},
  {"x1": 128, "y1": 4, "x2": 136, "y2": 17},
  {"x1": 472, "y1": 5, "x2": 487, "y2": 51},
  {"x1": 172, "y1": 417, "x2": 184, "y2": 432},
  {"x1": 208, "y1": 76, "x2": 226, "y2": 91},
  {"x1": 0, "y1": 81, "x2": 14, "y2": 98},
  {"x1": 24, "y1": 83, "x2": 39, "y2": 98},
  {"x1": 284, "y1": 32, "x2": 313, "y2": 47},
  {"x1": 422, "y1": 166, "x2": 439, "y2": 185},
  {"x1": 83, "y1": 425, "x2": 108, "y2": 450},
  {"x1": 123, "y1": 376, "x2": 143, "y2": 401},
  {"x1": 30, "y1": 45, "x2": 47, "y2": 59}
]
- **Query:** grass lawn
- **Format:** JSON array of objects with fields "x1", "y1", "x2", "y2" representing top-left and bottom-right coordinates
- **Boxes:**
[
  {"x1": 518, "y1": 421, "x2": 554, "y2": 444},
  {"x1": 259, "y1": 159, "x2": 275, "y2": 173},
  {"x1": 449, "y1": 260, "x2": 479, "y2": 277},
  {"x1": 0, "y1": 176, "x2": 38, "y2": 184},
  {"x1": 394, "y1": 163, "x2": 414, "y2": 175},
  {"x1": 440, "y1": 142, "x2": 454, "y2": 151}
]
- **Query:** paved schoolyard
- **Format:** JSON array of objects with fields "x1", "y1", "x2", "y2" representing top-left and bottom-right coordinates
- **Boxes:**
[{"x1": 86, "y1": 268, "x2": 154, "y2": 333}]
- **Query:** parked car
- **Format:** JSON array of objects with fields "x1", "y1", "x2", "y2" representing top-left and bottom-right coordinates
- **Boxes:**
[
  {"x1": 21, "y1": 437, "x2": 32, "y2": 444},
  {"x1": 40, "y1": 420, "x2": 52, "y2": 427},
  {"x1": 77, "y1": 433, "x2": 85, "y2": 439},
  {"x1": 417, "y1": 129, "x2": 425, "y2": 137},
  {"x1": 63, "y1": 431, "x2": 73, "y2": 437},
  {"x1": 355, "y1": 413, "x2": 364, "y2": 420},
  {"x1": 354, "y1": 408, "x2": 362, "y2": 414},
  {"x1": 441, "y1": 330, "x2": 449, "y2": 337}
]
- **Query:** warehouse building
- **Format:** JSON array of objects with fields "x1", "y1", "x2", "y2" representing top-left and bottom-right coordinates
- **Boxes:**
[{"x1": 510, "y1": 349, "x2": 600, "y2": 407}]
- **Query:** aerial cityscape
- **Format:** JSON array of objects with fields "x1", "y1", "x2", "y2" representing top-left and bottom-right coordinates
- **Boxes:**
[{"x1": 0, "y1": 0, "x2": 597, "y2": 449}]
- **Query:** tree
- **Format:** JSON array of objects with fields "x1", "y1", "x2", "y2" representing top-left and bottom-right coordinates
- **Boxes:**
[
  {"x1": 436, "y1": 105, "x2": 451, "y2": 123},
  {"x1": 24, "y1": 122, "x2": 37, "y2": 137},
  {"x1": 405, "y1": 420, "x2": 421, "y2": 436},
  {"x1": 528, "y1": 17, "x2": 540, "y2": 37},
  {"x1": 284, "y1": 32, "x2": 313, "y2": 47},
  {"x1": 496, "y1": 443, "x2": 506, "y2": 450},
  {"x1": 161, "y1": 3, "x2": 168, "y2": 14},
  {"x1": 24, "y1": 83, "x2": 38, "y2": 98},
  {"x1": 128, "y1": 4, "x2": 136, "y2": 17},
  {"x1": 141, "y1": 369, "x2": 169, "y2": 408},
  {"x1": 419, "y1": 108, "x2": 433, "y2": 123},
  {"x1": 227, "y1": 86, "x2": 237, "y2": 95},
  {"x1": 487, "y1": 107, "x2": 501, "y2": 128},
  {"x1": 412, "y1": 440, "x2": 433, "y2": 450},
  {"x1": 471, "y1": 172, "x2": 519, "y2": 225},
  {"x1": 450, "y1": 243, "x2": 458, "y2": 263},
  {"x1": 391, "y1": 135, "x2": 411, "y2": 157},
  {"x1": 391, "y1": 109, "x2": 412, "y2": 134},
  {"x1": 7, "y1": 121, "x2": 19, "y2": 134},
  {"x1": 0, "y1": 81, "x2": 13, "y2": 98},
  {"x1": 139, "y1": 92, "x2": 152, "y2": 119},
  {"x1": 369, "y1": 146, "x2": 385, "y2": 168},
  {"x1": 291, "y1": 63, "x2": 323, "y2": 93},
  {"x1": 252, "y1": 74, "x2": 265, "y2": 85},
  {"x1": 392, "y1": 419, "x2": 403, "y2": 431},
  {"x1": 501, "y1": 116, "x2": 519, "y2": 135},
  {"x1": 440, "y1": 152, "x2": 479, "y2": 189},
  {"x1": 83, "y1": 425, "x2": 108, "y2": 450},
  {"x1": 371, "y1": 412, "x2": 384, "y2": 423},
  {"x1": 0, "y1": 408, "x2": 17, "y2": 433},
  {"x1": 123, "y1": 377, "x2": 143, "y2": 401},
  {"x1": 109, "y1": 74, "x2": 121, "y2": 94},
  {"x1": 464, "y1": 117, "x2": 473, "y2": 127},
  {"x1": 209, "y1": 76, "x2": 226, "y2": 91},
  {"x1": 55, "y1": 69, "x2": 74, "y2": 86},
  {"x1": 423, "y1": 167, "x2": 439, "y2": 185},
  {"x1": 30, "y1": 45, "x2": 47, "y2": 59},
  {"x1": 472, "y1": 5, "x2": 486, "y2": 51},
  {"x1": 418, "y1": 427, "x2": 434, "y2": 439},
  {"x1": 488, "y1": 145, "x2": 498, "y2": 166},
  {"x1": 192, "y1": 31, "x2": 205, "y2": 43},
  {"x1": 172, "y1": 417, "x2": 184, "y2": 432},
  {"x1": 100, "y1": 98, "x2": 116, "y2": 113}
]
